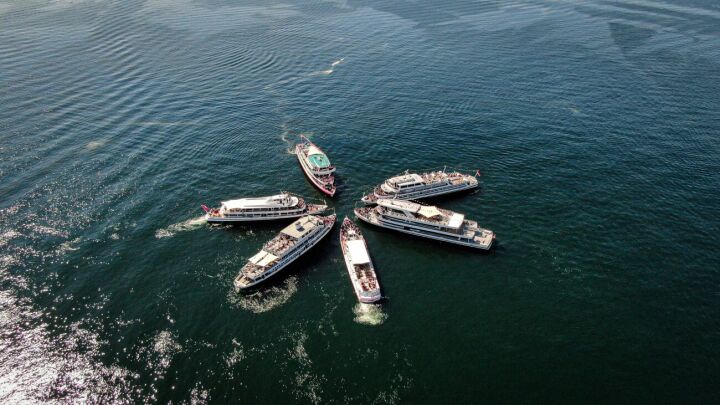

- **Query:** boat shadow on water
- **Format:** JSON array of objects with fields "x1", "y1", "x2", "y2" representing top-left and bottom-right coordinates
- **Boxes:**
[
  {"x1": 352, "y1": 301, "x2": 389, "y2": 326},
  {"x1": 211, "y1": 218, "x2": 300, "y2": 234},
  {"x1": 336, "y1": 249, "x2": 390, "y2": 305}
]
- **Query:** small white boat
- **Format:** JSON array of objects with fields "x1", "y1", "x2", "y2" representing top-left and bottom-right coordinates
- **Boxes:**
[
  {"x1": 340, "y1": 217, "x2": 381, "y2": 303},
  {"x1": 295, "y1": 135, "x2": 336, "y2": 197},
  {"x1": 355, "y1": 199, "x2": 494, "y2": 250},
  {"x1": 361, "y1": 169, "x2": 479, "y2": 204},
  {"x1": 234, "y1": 214, "x2": 336, "y2": 290},
  {"x1": 201, "y1": 193, "x2": 326, "y2": 223}
]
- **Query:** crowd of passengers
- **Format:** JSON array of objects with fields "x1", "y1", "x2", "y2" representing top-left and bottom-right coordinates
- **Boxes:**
[
  {"x1": 264, "y1": 234, "x2": 296, "y2": 255},
  {"x1": 227, "y1": 200, "x2": 305, "y2": 213},
  {"x1": 377, "y1": 206, "x2": 450, "y2": 224}
]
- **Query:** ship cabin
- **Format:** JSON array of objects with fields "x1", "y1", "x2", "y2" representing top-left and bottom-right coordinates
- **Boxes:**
[
  {"x1": 345, "y1": 239, "x2": 379, "y2": 300},
  {"x1": 346, "y1": 240, "x2": 371, "y2": 271},
  {"x1": 244, "y1": 250, "x2": 280, "y2": 279},
  {"x1": 305, "y1": 145, "x2": 335, "y2": 175},
  {"x1": 376, "y1": 199, "x2": 466, "y2": 235}
]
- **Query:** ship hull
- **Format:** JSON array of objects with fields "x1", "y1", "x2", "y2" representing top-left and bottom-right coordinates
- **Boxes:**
[
  {"x1": 340, "y1": 219, "x2": 382, "y2": 303},
  {"x1": 362, "y1": 180, "x2": 477, "y2": 205},
  {"x1": 207, "y1": 214, "x2": 303, "y2": 223},
  {"x1": 296, "y1": 144, "x2": 336, "y2": 197},
  {"x1": 341, "y1": 252, "x2": 381, "y2": 303},
  {"x1": 234, "y1": 216, "x2": 335, "y2": 290}
]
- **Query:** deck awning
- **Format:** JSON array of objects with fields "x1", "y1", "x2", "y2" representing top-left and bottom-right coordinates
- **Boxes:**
[
  {"x1": 308, "y1": 154, "x2": 330, "y2": 168},
  {"x1": 249, "y1": 250, "x2": 278, "y2": 266},
  {"x1": 222, "y1": 194, "x2": 296, "y2": 210},
  {"x1": 389, "y1": 173, "x2": 423, "y2": 186},
  {"x1": 377, "y1": 199, "x2": 421, "y2": 213},
  {"x1": 418, "y1": 205, "x2": 443, "y2": 218},
  {"x1": 447, "y1": 213, "x2": 464, "y2": 229},
  {"x1": 347, "y1": 240, "x2": 370, "y2": 264}
]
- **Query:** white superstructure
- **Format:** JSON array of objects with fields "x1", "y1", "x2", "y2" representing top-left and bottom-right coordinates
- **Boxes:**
[
  {"x1": 340, "y1": 217, "x2": 381, "y2": 303},
  {"x1": 234, "y1": 214, "x2": 336, "y2": 290},
  {"x1": 361, "y1": 170, "x2": 479, "y2": 204},
  {"x1": 354, "y1": 199, "x2": 494, "y2": 250},
  {"x1": 203, "y1": 193, "x2": 326, "y2": 223}
]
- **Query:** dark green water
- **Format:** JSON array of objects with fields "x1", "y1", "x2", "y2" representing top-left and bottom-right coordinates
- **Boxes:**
[{"x1": 1, "y1": 0, "x2": 719, "y2": 403}]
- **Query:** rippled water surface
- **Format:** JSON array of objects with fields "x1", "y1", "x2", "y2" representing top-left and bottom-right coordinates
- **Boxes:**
[{"x1": 1, "y1": 0, "x2": 719, "y2": 403}]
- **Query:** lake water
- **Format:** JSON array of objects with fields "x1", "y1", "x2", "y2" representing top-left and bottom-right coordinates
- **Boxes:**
[{"x1": 1, "y1": 0, "x2": 719, "y2": 403}]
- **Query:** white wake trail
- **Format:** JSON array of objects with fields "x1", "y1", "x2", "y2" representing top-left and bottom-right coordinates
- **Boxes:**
[
  {"x1": 352, "y1": 303, "x2": 387, "y2": 326},
  {"x1": 155, "y1": 215, "x2": 207, "y2": 239},
  {"x1": 309, "y1": 57, "x2": 344, "y2": 76}
]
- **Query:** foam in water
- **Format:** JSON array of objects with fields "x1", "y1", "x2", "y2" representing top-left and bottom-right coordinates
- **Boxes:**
[
  {"x1": 133, "y1": 329, "x2": 184, "y2": 387},
  {"x1": 132, "y1": 121, "x2": 203, "y2": 127},
  {"x1": 310, "y1": 58, "x2": 344, "y2": 76},
  {"x1": 153, "y1": 330, "x2": 182, "y2": 361},
  {"x1": 155, "y1": 215, "x2": 207, "y2": 239},
  {"x1": 190, "y1": 385, "x2": 210, "y2": 404},
  {"x1": 352, "y1": 303, "x2": 388, "y2": 326},
  {"x1": 228, "y1": 275, "x2": 298, "y2": 313},
  {"x1": 289, "y1": 331, "x2": 324, "y2": 404},
  {"x1": 266, "y1": 57, "x2": 345, "y2": 91},
  {"x1": 286, "y1": 130, "x2": 315, "y2": 154}
]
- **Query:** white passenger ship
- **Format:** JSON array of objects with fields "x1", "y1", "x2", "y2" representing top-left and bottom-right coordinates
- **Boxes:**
[
  {"x1": 201, "y1": 193, "x2": 327, "y2": 223},
  {"x1": 361, "y1": 170, "x2": 479, "y2": 204},
  {"x1": 354, "y1": 199, "x2": 494, "y2": 250},
  {"x1": 234, "y1": 214, "x2": 336, "y2": 290},
  {"x1": 340, "y1": 217, "x2": 381, "y2": 303},
  {"x1": 296, "y1": 135, "x2": 336, "y2": 197}
]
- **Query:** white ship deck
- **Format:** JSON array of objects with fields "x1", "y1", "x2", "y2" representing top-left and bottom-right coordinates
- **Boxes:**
[
  {"x1": 341, "y1": 227, "x2": 381, "y2": 302},
  {"x1": 222, "y1": 194, "x2": 298, "y2": 210},
  {"x1": 355, "y1": 207, "x2": 493, "y2": 250},
  {"x1": 376, "y1": 199, "x2": 464, "y2": 230}
]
